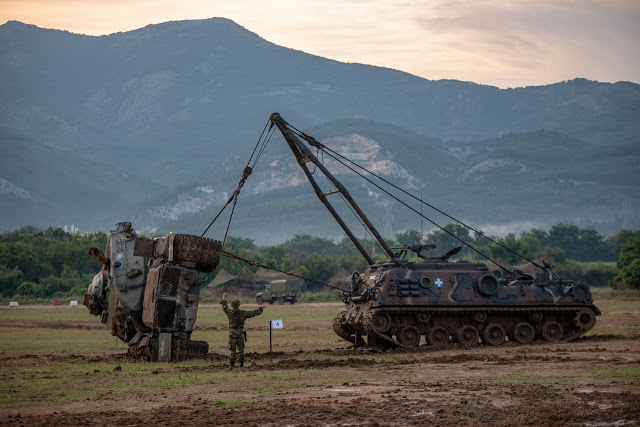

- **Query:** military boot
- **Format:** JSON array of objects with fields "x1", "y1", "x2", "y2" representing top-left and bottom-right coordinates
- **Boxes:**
[
  {"x1": 228, "y1": 362, "x2": 235, "y2": 370},
  {"x1": 240, "y1": 362, "x2": 244, "y2": 368}
]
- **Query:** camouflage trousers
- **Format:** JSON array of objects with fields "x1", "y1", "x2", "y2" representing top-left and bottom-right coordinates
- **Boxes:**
[{"x1": 228, "y1": 332, "x2": 245, "y2": 364}]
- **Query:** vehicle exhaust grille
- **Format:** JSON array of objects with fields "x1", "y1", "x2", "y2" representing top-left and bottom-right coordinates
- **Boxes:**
[
  {"x1": 158, "y1": 267, "x2": 181, "y2": 297},
  {"x1": 157, "y1": 298, "x2": 177, "y2": 328}
]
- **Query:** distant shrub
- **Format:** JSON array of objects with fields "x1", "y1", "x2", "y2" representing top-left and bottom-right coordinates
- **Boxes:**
[
  {"x1": 609, "y1": 238, "x2": 640, "y2": 290},
  {"x1": 299, "y1": 292, "x2": 343, "y2": 303},
  {"x1": 557, "y1": 261, "x2": 617, "y2": 287}
]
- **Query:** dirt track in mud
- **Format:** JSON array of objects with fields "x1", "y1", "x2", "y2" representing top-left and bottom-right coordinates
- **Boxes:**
[{"x1": 1, "y1": 302, "x2": 639, "y2": 426}]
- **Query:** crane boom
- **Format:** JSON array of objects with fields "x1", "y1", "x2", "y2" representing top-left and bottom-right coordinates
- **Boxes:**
[{"x1": 269, "y1": 113, "x2": 399, "y2": 266}]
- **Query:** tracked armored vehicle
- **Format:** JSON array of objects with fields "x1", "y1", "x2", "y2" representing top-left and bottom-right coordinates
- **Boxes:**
[
  {"x1": 333, "y1": 246, "x2": 599, "y2": 349},
  {"x1": 269, "y1": 113, "x2": 600, "y2": 349},
  {"x1": 84, "y1": 222, "x2": 222, "y2": 360}
]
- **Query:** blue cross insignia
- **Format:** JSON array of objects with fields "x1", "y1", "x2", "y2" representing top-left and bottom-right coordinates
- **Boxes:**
[{"x1": 435, "y1": 278, "x2": 444, "y2": 288}]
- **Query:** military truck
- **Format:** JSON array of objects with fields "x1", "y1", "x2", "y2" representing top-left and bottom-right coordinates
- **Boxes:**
[{"x1": 256, "y1": 279, "x2": 300, "y2": 305}]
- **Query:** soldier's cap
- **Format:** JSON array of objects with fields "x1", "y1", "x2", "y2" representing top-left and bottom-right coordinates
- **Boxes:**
[{"x1": 231, "y1": 299, "x2": 241, "y2": 308}]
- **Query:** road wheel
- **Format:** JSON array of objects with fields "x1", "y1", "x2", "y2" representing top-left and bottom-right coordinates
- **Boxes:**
[
  {"x1": 541, "y1": 321, "x2": 563, "y2": 342},
  {"x1": 529, "y1": 311, "x2": 543, "y2": 323},
  {"x1": 256, "y1": 296, "x2": 263, "y2": 305},
  {"x1": 289, "y1": 299, "x2": 296, "y2": 304},
  {"x1": 512, "y1": 322, "x2": 535, "y2": 344},
  {"x1": 278, "y1": 298, "x2": 285, "y2": 305},
  {"x1": 473, "y1": 311, "x2": 488, "y2": 323},
  {"x1": 456, "y1": 325, "x2": 479, "y2": 347},
  {"x1": 483, "y1": 324, "x2": 506, "y2": 346},
  {"x1": 426, "y1": 326, "x2": 449, "y2": 346},
  {"x1": 417, "y1": 312, "x2": 431, "y2": 323},
  {"x1": 369, "y1": 312, "x2": 392, "y2": 334},
  {"x1": 268, "y1": 300, "x2": 274, "y2": 305},
  {"x1": 396, "y1": 326, "x2": 421, "y2": 347}
]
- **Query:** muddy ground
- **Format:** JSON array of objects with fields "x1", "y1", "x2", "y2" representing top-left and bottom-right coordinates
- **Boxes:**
[{"x1": 1, "y1": 301, "x2": 639, "y2": 426}]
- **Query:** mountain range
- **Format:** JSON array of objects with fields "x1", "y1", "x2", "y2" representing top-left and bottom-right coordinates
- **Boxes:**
[{"x1": 0, "y1": 18, "x2": 638, "y2": 242}]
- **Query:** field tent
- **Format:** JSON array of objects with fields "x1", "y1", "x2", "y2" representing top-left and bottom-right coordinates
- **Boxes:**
[{"x1": 325, "y1": 268, "x2": 351, "y2": 292}]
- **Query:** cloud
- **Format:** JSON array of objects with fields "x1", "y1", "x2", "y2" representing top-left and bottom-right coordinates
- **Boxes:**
[
  {"x1": 1, "y1": 0, "x2": 638, "y2": 87},
  {"x1": 409, "y1": 0, "x2": 640, "y2": 86}
]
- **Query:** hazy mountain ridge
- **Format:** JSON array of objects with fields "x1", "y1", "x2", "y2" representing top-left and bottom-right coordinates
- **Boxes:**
[
  {"x1": 147, "y1": 120, "x2": 639, "y2": 244},
  {"x1": 0, "y1": 130, "x2": 165, "y2": 231},
  {"x1": 1, "y1": 18, "x2": 638, "y2": 238},
  {"x1": 1, "y1": 18, "x2": 638, "y2": 187}
]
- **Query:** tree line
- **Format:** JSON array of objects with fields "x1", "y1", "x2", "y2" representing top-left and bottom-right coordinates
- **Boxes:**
[
  {"x1": 0, "y1": 226, "x2": 106, "y2": 300},
  {"x1": 1, "y1": 223, "x2": 639, "y2": 301},
  {"x1": 221, "y1": 224, "x2": 640, "y2": 291}
]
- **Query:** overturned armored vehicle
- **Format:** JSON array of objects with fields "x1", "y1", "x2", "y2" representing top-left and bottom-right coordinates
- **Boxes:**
[
  {"x1": 84, "y1": 222, "x2": 221, "y2": 360},
  {"x1": 268, "y1": 113, "x2": 600, "y2": 350}
]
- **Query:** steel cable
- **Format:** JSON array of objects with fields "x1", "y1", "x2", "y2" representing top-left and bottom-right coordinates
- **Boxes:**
[
  {"x1": 286, "y1": 125, "x2": 538, "y2": 269},
  {"x1": 201, "y1": 118, "x2": 272, "y2": 238},
  {"x1": 220, "y1": 250, "x2": 349, "y2": 292},
  {"x1": 318, "y1": 142, "x2": 540, "y2": 266},
  {"x1": 313, "y1": 147, "x2": 512, "y2": 273}
]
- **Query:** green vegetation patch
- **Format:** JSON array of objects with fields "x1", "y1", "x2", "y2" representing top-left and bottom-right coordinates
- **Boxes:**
[
  {"x1": 0, "y1": 327, "x2": 126, "y2": 357},
  {"x1": 499, "y1": 370, "x2": 554, "y2": 384},
  {"x1": 210, "y1": 398, "x2": 252, "y2": 409},
  {"x1": 574, "y1": 366, "x2": 640, "y2": 379}
]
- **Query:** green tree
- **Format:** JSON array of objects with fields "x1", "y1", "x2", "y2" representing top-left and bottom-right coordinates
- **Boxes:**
[
  {"x1": 16, "y1": 281, "x2": 36, "y2": 297},
  {"x1": 547, "y1": 223, "x2": 581, "y2": 259},
  {"x1": 544, "y1": 247, "x2": 568, "y2": 264},
  {"x1": 524, "y1": 228, "x2": 549, "y2": 246},
  {"x1": 225, "y1": 236, "x2": 256, "y2": 251},
  {"x1": 612, "y1": 259, "x2": 640, "y2": 289},
  {"x1": 279, "y1": 254, "x2": 297, "y2": 272},
  {"x1": 425, "y1": 224, "x2": 473, "y2": 257},
  {"x1": 300, "y1": 252, "x2": 340, "y2": 290},
  {"x1": 0, "y1": 226, "x2": 107, "y2": 298},
  {"x1": 339, "y1": 251, "x2": 370, "y2": 274},
  {"x1": 615, "y1": 238, "x2": 640, "y2": 270},
  {"x1": 604, "y1": 229, "x2": 640, "y2": 261},
  {"x1": 485, "y1": 234, "x2": 522, "y2": 265},
  {"x1": 394, "y1": 229, "x2": 422, "y2": 246},
  {"x1": 284, "y1": 234, "x2": 337, "y2": 263},
  {"x1": 609, "y1": 238, "x2": 640, "y2": 289},
  {"x1": 0, "y1": 264, "x2": 25, "y2": 297},
  {"x1": 575, "y1": 226, "x2": 607, "y2": 262}
]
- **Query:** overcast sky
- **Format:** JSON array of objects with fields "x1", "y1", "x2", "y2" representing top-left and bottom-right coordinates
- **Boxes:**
[{"x1": 1, "y1": 0, "x2": 638, "y2": 88}]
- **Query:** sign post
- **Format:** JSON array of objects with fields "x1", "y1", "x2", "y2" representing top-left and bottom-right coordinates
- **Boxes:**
[
  {"x1": 269, "y1": 319, "x2": 283, "y2": 363},
  {"x1": 269, "y1": 321, "x2": 272, "y2": 363}
]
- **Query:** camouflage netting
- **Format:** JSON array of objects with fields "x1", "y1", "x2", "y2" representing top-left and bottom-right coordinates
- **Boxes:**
[
  {"x1": 488, "y1": 255, "x2": 559, "y2": 278},
  {"x1": 324, "y1": 268, "x2": 351, "y2": 292}
]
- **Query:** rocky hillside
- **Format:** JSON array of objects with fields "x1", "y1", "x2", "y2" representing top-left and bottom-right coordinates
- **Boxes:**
[{"x1": 1, "y1": 18, "x2": 638, "y2": 238}]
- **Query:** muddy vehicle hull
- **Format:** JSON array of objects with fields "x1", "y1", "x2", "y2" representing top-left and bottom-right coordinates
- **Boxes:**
[
  {"x1": 334, "y1": 259, "x2": 599, "y2": 349},
  {"x1": 84, "y1": 222, "x2": 222, "y2": 361}
]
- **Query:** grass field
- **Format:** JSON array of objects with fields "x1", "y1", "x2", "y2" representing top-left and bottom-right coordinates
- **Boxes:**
[{"x1": 1, "y1": 290, "x2": 639, "y2": 425}]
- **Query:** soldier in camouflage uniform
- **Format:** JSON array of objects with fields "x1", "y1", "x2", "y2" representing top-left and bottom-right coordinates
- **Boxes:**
[{"x1": 220, "y1": 293, "x2": 263, "y2": 368}]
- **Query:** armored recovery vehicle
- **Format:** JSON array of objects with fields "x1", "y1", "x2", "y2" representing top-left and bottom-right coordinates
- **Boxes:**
[
  {"x1": 84, "y1": 222, "x2": 222, "y2": 360},
  {"x1": 268, "y1": 113, "x2": 600, "y2": 350}
]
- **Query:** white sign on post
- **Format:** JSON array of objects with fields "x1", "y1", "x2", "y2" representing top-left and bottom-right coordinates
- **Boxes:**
[{"x1": 271, "y1": 320, "x2": 283, "y2": 329}]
